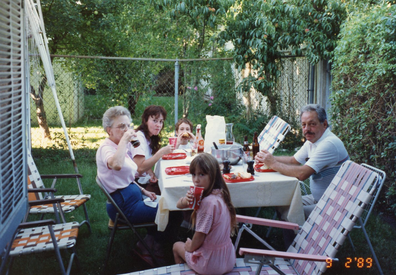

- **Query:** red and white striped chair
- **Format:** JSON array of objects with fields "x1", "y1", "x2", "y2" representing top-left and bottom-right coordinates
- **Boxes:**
[{"x1": 237, "y1": 160, "x2": 385, "y2": 275}]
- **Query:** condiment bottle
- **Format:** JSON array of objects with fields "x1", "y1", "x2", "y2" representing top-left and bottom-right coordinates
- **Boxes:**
[
  {"x1": 252, "y1": 132, "x2": 260, "y2": 158},
  {"x1": 196, "y1": 124, "x2": 204, "y2": 153},
  {"x1": 223, "y1": 159, "x2": 231, "y2": 174},
  {"x1": 247, "y1": 160, "x2": 255, "y2": 175}
]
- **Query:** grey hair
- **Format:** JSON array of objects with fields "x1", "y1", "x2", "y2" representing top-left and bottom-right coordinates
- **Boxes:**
[
  {"x1": 300, "y1": 104, "x2": 328, "y2": 125},
  {"x1": 102, "y1": 106, "x2": 131, "y2": 132}
]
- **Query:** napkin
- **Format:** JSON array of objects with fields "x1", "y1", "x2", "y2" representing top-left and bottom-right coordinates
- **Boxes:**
[
  {"x1": 138, "y1": 174, "x2": 151, "y2": 184},
  {"x1": 143, "y1": 195, "x2": 161, "y2": 208}
]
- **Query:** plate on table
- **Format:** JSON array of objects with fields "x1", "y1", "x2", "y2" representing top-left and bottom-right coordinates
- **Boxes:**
[
  {"x1": 254, "y1": 163, "x2": 276, "y2": 173},
  {"x1": 162, "y1": 152, "x2": 187, "y2": 160},
  {"x1": 223, "y1": 172, "x2": 254, "y2": 183},
  {"x1": 165, "y1": 165, "x2": 190, "y2": 175}
]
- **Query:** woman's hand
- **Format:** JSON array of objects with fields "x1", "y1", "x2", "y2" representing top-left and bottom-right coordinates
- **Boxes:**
[
  {"x1": 142, "y1": 189, "x2": 157, "y2": 201},
  {"x1": 159, "y1": 144, "x2": 174, "y2": 156},
  {"x1": 121, "y1": 129, "x2": 137, "y2": 144},
  {"x1": 108, "y1": 129, "x2": 136, "y2": 171},
  {"x1": 149, "y1": 173, "x2": 158, "y2": 183}
]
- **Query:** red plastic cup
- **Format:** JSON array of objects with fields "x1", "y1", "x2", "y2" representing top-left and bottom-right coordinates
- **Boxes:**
[
  {"x1": 169, "y1": 137, "x2": 177, "y2": 147},
  {"x1": 189, "y1": 186, "x2": 204, "y2": 210}
]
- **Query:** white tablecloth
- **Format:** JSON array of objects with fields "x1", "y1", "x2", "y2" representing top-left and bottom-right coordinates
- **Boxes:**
[{"x1": 154, "y1": 157, "x2": 304, "y2": 231}]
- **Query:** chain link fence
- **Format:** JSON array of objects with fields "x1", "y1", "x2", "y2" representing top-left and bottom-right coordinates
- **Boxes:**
[{"x1": 29, "y1": 55, "x2": 310, "y2": 149}]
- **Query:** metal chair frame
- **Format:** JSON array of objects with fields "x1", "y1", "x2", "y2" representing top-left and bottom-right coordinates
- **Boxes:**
[
  {"x1": 95, "y1": 177, "x2": 159, "y2": 269},
  {"x1": 346, "y1": 163, "x2": 386, "y2": 275}
]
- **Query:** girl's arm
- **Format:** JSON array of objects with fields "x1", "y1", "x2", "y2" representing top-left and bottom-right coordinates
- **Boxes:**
[{"x1": 185, "y1": 232, "x2": 206, "y2": 252}]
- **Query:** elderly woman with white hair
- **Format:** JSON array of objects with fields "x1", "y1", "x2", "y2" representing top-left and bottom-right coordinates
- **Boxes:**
[{"x1": 96, "y1": 106, "x2": 180, "y2": 266}]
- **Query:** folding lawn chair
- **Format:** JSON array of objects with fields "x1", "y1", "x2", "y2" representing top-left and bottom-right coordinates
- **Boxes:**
[
  {"x1": 257, "y1": 116, "x2": 291, "y2": 154},
  {"x1": 27, "y1": 151, "x2": 91, "y2": 232},
  {"x1": 235, "y1": 160, "x2": 385, "y2": 275},
  {"x1": 96, "y1": 177, "x2": 159, "y2": 269},
  {"x1": 0, "y1": 195, "x2": 80, "y2": 275}
]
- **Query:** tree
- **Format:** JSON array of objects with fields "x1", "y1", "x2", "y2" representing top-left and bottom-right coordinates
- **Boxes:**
[
  {"x1": 218, "y1": 0, "x2": 346, "y2": 116},
  {"x1": 331, "y1": 2, "x2": 396, "y2": 212}
]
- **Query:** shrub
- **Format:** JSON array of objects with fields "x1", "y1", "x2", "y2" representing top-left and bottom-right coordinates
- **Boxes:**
[{"x1": 331, "y1": 3, "x2": 396, "y2": 213}]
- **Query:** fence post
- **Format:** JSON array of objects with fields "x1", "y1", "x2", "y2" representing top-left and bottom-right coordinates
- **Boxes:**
[{"x1": 174, "y1": 59, "x2": 179, "y2": 131}]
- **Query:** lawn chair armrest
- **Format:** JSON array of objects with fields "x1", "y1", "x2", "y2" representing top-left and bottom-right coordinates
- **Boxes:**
[
  {"x1": 239, "y1": 247, "x2": 338, "y2": 262},
  {"x1": 40, "y1": 173, "x2": 83, "y2": 179},
  {"x1": 28, "y1": 187, "x2": 57, "y2": 193},
  {"x1": 28, "y1": 198, "x2": 65, "y2": 206},
  {"x1": 18, "y1": 219, "x2": 56, "y2": 229},
  {"x1": 236, "y1": 214, "x2": 300, "y2": 231}
]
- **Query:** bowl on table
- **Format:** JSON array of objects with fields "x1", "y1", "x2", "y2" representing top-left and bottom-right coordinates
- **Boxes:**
[{"x1": 210, "y1": 143, "x2": 243, "y2": 165}]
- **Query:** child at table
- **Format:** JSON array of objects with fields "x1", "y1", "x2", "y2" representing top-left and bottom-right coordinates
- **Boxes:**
[
  {"x1": 175, "y1": 118, "x2": 194, "y2": 150},
  {"x1": 173, "y1": 153, "x2": 237, "y2": 275}
]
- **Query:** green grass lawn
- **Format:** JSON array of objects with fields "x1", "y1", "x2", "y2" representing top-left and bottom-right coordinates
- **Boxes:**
[{"x1": 9, "y1": 126, "x2": 395, "y2": 274}]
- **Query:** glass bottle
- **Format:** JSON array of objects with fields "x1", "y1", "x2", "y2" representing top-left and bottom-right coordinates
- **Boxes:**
[
  {"x1": 225, "y1": 123, "x2": 234, "y2": 145},
  {"x1": 242, "y1": 135, "x2": 251, "y2": 162},
  {"x1": 252, "y1": 132, "x2": 260, "y2": 158},
  {"x1": 243, "y1": 135, "x2": 249, "y2": 152},
  {"x1": 196, "y1": 124, "x2": 204, "y2": 153}
]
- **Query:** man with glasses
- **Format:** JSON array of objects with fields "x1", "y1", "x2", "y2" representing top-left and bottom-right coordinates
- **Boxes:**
[{"x1": 256, "y1": 104, "x2": 349, "y2": 218}]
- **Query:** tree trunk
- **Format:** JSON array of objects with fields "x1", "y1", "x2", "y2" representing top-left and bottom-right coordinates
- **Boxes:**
[
  {"x1": 128, "y1": 92, "x2": 140, "y2": 116},
  {"x1": 30, "y1": 75, "x2": 51, "y2": 140}
]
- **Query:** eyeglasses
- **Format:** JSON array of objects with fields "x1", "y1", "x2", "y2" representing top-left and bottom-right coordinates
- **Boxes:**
[{"x1": 113, "y1": 123, "x2": 134, "y2": 130}]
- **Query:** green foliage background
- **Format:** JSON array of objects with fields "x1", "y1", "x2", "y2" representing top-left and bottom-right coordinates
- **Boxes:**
[
  {"x1": 331, "y1": 2, "x2": 396, "y2": 212},
  {"x1": 37, "y1": 0, "x2": 396, "y2": 213}
]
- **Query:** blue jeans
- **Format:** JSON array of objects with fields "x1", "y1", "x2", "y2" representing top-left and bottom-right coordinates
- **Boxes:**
[
  {"x1": 107, "y1": 183, "x2": 182, "y2": 243},
  {"x1": 107, "y1": 183, "x2": 157, "y2": 224}
]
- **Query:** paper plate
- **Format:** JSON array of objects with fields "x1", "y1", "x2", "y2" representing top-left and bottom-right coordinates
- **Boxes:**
[
  {"x1": 162, "y1": 152, "x2": 187, "y2": 160},
  {"x1": 165, "y1": 165, "x2": 190, "y2": 175},
  {"x1": 254, "y1": 163, "x2": 276, "y2": 173},
  {"x1": 223, "y1": 173, "x2": 254, "y2": 183}
]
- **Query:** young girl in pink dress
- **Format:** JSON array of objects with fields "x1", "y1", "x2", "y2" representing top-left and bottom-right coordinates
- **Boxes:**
[{"x1": 173, "y1": 153, "x2": 237, "y2": 275}]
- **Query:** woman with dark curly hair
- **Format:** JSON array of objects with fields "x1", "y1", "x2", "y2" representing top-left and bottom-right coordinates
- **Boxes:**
[{"x1": 133, "y1": 105, "x2": 173, "y2": 193}]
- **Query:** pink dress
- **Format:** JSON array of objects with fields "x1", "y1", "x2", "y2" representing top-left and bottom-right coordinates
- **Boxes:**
[{"x1": 185, "y1": 189, "x2": 236, "y2": 275}]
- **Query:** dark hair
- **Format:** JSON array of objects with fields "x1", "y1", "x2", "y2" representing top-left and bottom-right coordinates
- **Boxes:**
[
  {"x1": 175, "y1": 118, "x2": 193, "y2": 133},
  {"x1": 136, "y1": 105, "x2": 167, "y2": 154},
  {"x1": 300, "y1": 104, "x2": 329, "y2": 126},
  {"x1": 189, "y1": 153, "x2": 237, "y2": 236}
]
